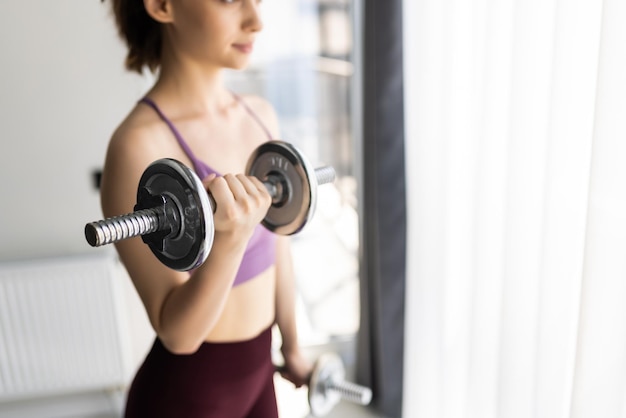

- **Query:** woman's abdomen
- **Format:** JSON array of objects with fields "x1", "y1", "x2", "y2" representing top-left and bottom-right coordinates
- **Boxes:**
[{"x1": 205, "y1": 266, "x2": 276, "y2": 342}]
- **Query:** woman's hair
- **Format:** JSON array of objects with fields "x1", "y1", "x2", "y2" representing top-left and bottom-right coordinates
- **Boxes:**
[{"x1": 103, "y1": 0, "x2": 162, "y2": 74}]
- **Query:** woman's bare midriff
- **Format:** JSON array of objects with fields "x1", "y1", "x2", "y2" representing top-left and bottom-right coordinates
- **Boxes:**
[{"x1": 204, "y1": 266, "x2": 276, "y2": 342}]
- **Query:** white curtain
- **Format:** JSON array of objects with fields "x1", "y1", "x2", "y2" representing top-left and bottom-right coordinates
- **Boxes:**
[{"x1": 402, "y1": 0, "x2": 626, "y2": 417}]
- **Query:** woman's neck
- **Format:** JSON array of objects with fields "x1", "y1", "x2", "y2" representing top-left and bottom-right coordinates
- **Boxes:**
[{"x1": 151, "y1": 55, "x2": 234, "y2": 116}]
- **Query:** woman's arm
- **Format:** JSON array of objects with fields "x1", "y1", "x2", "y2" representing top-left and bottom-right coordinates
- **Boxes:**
[
  {"x1": 101, "y1": 123, "x2": 271, "y2": 355},
  {"x1": 244, "y1": 95, "x2": 313, "y2": 383},
  {"x1": 274, "y1": 235, "x2": 313, "y2": 387}
]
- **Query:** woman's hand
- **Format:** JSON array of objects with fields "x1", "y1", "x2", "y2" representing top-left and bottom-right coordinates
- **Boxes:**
[
  {"x1": 279, "y1": 346, "x2": 314, "y2": 388},
  {"x1": 203, "y1": 173, "x2": 271, "y2": 236}
]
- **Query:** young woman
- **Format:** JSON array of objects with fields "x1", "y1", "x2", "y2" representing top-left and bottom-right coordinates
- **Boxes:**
[{"x1": 99, "y1": 1, "x2": 312, "y2": 416}]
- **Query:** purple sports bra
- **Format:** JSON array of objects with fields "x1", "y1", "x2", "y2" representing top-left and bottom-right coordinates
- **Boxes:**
[{"x1": 139, "y1": 95, "x2": 277, "y2": 287}]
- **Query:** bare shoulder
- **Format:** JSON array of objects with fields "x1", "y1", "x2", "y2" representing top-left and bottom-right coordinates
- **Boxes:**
[
  {"x1": 238, "y1": 94, "x2": 281, "y2": 138},
  {"x1": 98, "y1": 104, "x2": 190, "y2": 334},
  {"x1": 100, "y1": 104, "x2": 176, "y2": 217},
  {"x1": 107, "y1": 105, "x2": 171, "y2": 164}
]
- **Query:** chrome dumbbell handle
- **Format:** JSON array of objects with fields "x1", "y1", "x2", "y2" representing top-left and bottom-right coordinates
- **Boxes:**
[
  {"x1": 312, "y1": 166, "x2": 336, "y2": 185},
  {"x1": 208, "y1": 165, "x2": 336, "y2": 210},
  {"x1": 265, "y1": 166, "x2": 336, "y2": 194},
  {"x1": 325, "y1": 379, "x2": 372, "y2": 406},
  {"x1": 85, "y1": 165, "x2": 336, "y2": 249},
  {"x1": 85, "y1": 208, "x2": 161, "y2": 247}
]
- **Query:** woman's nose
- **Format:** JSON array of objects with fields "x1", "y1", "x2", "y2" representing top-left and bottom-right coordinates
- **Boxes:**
[{"x1": 243, "y1": 0, "x2": 264, "y2": 32}]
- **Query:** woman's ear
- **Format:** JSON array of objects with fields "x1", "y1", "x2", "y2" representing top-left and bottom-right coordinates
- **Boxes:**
[{"x1": 143, "y1": 0, "x2": 173, "y2": 23}]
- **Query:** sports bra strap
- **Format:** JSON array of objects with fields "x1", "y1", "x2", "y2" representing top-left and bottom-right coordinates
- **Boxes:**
[
  {"x1": 138, "y1": 97, "x2": 207, "y2": 176},
  {"x1": 230, "y1": 92, "x2": 274, "y2": 141}
]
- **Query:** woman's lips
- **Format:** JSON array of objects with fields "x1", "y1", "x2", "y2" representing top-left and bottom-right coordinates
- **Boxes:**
[{"x1": 233, "y1": 43, "x2": 254, "y2": 54}]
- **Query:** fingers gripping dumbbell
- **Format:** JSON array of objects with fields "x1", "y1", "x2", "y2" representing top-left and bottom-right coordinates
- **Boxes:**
[
  {"x1": 278, "y1": 353, "x2": 373, "y2": 417},
  {"x1": 85, "y1": 140, "x2": 336, "y2": 271}
]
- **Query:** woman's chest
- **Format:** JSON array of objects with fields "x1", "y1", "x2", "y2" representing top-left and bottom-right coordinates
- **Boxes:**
[{"x1": 174, "y1": 117, "x2": 270, "y2": 175}]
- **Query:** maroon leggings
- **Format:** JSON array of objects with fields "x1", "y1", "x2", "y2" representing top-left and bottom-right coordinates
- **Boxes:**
[{"x1": 124, "y1": 327, "x2": 278, "y2": 418}]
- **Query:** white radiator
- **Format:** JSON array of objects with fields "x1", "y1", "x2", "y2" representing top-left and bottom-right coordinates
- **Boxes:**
[{"x1": 0, "y1": 254, "x2": 133, "y2": 402}]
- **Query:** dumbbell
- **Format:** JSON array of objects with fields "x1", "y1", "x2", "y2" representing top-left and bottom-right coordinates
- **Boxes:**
[
  {"x1": 85, "y1": 140, "x2": 335, "y2": 271},
  {"x1": 277, "y1": 352, "x2": 372, "y2": 417}
]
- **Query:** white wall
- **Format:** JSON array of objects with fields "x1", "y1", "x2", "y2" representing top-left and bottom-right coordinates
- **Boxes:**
[{"x1": 0, "y1": 1, "x2": 150, "y2": 261}]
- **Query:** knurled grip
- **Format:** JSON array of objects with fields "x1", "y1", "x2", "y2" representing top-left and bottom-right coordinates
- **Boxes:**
[{"x1": 85, "y1": 208, "x2": 160, "y2": 247}]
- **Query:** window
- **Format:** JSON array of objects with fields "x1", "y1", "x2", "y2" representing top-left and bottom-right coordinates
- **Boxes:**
[{"x1": 226, "y1": 0, "x2": 360, "y2": 346}]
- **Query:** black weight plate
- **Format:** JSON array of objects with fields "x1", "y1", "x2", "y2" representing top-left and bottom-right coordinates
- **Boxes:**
[
  {"x1": 246, "y1": 141, "x2": 318, "y2": 235},
  {"x1": 138, "y1": 159, "x2": 214, "y2": 271}
]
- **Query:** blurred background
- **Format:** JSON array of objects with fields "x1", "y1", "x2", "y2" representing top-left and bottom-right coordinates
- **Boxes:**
[
  {"x1": 2, "y1": 1, "x2": 626, "y2": 418},
  {"x1": 0, "y1": 1, "x2": 363, "y2": 417}
]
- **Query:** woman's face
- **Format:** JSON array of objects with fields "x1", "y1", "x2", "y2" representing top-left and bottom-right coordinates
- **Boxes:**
[{"x1": 166, "y1": 0, "x2": 264, "y2": 70}]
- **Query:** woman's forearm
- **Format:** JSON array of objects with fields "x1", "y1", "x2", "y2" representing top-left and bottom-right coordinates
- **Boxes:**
[
  {"x1": 157, "y1": 232, "x2": 249, "y2": 353},
  {"x1": 274, "y1": 236, "x2": 300, "y2": 353}
]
